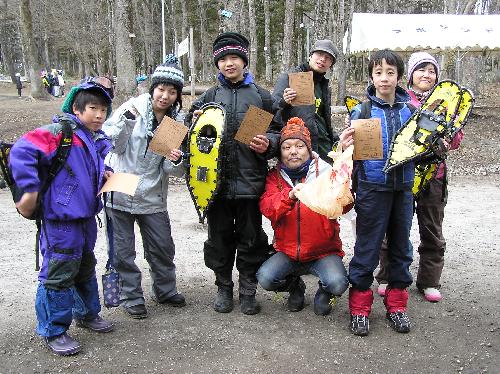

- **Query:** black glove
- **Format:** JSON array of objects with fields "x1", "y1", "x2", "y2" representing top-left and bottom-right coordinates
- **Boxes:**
[{"x1": 123, "y1": 110, "x2": 136, "y2": 120}]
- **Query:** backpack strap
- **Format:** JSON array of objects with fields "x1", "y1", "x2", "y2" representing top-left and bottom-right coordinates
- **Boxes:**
[{"x1": 255, "y1": 84, "x2": 273, "y2": 113}]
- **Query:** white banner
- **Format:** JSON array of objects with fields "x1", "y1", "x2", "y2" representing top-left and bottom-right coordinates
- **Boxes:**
[{"x1": 177, "y1": 37, "x2": 189, "y2": 57}]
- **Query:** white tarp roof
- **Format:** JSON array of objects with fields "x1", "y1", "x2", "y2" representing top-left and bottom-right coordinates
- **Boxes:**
[{"x1": 344, "y1": 13, "x2": 500, "y2": 54}]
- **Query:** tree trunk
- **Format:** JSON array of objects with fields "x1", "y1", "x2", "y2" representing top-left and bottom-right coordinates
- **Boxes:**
[
  {"x1": 263, "y1": 0, "x2": 272, "y2": 83},
  {"x1": 19, "y1": 0, "x2": 47, "y2": 99},
  {"x1": 115, "y1": 0, "x2": 137, "y2": 102},
  {"x1": 198, "y1": 0, "x2": 210, "y2": 81},
  {"x1": 281, "y1": 0, "x2": 295, "y2": 72},
  {"x1": 336, "y1": 0, "x2": 354, "y2": 105},
  {"x1": 247, "y1": 0, "x2": 257, "y2": 77}
]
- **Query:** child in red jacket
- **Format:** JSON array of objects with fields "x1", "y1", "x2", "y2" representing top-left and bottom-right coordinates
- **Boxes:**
[{"x1": 257, "y1": 117, "x2": 349, "y2": 315}]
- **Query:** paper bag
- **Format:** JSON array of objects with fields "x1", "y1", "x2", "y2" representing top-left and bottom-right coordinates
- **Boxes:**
[{"x1": 295, "y1": 145, "x2": 354, "y2": 219}]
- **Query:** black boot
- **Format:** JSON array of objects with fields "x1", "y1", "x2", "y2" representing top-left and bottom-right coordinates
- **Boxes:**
[
  {"x1": 239, "y1": 294, "x2": 261, "y2": 315},
  {"x1": 214, "y1": 286, "x2": 234, "y2": 313},
  {"x1": 314, "y1": 285, "x2": 334, "y2": 316},
  {"x1": 287, "y1": 277, "x2": 306, "y2": 312}
]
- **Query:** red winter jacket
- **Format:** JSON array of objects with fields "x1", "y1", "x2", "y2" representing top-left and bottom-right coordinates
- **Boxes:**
[{"x1": 259, "y1": 157, "x2": 347, "y2": 262}]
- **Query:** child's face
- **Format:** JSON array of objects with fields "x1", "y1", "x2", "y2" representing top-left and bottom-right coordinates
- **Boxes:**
[
  {"x1": 371, "y1": 59, "x2": 399, "y2": 101},
  {"x1": 152, "y1": 84, "x2": 178, "y2": 113},
  {"x1": 217, "y1": 54, "x2": 245, "y2": 83},
  {"x1": 309, "y1": 51, "x2": 334, "y2": 74},
  {"x1": 411, "y1": 63, "x2": 437, "y2": 93},
  {"x1": 73, "y1": 103, "x2": 108, "y2": 132}
]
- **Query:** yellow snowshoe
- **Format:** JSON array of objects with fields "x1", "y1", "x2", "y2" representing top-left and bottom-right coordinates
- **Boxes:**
[
  {"x1": 186, "y1": 103, "x2": 225, "y2": 223},
  {"x1": 344, "y1": 95, "x2": 362, "y2": 114},
  {"x1": 384, "y1": 80, "x2": 468, "y2": 173}
]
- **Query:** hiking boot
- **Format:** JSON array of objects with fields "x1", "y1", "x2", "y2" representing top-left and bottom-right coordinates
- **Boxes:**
[
  {"x1": 44, "y1": 332, "x2": 81, "y2": 356},
  {"x1": 160, "y1": 293, "x2": 186, "y2": 307},
  {"x1": 287, "y1": 277, "x2": 306, "y2": 312},
  {"x1": 377, "y1": 283, "x2": 388, "y2": 297},
  {"x1": 421, "y1": 287, "x2": 442, "y2": 303},
  {"x1": 75, "y1": 315, "x2": 114, "y2": 333},
  {"x1": 350, "y1": 314, "x2": 370, "y2": 336},
  {"x1": 239, "y1": 294, "x2": 261, "y2": 315},
  {"x1": 314, "y1": 286, "x2": 334, "y2": 316},
  {"x1": 214, "y1": 287, "x2": 234, "y2": 313},
  {"x1": 386, "y1": 311, "x2": 411, "y2": 333},
  {"x1": 123, "y1": 304, "x2": 148, "y2": 319}
]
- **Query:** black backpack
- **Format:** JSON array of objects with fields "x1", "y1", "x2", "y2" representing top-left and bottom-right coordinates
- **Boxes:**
[{"x1": 0, "y1": 120, "x2": 73, "y2": 269}]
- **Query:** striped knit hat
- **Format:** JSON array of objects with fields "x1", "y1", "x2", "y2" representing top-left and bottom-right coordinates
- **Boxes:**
[
  {"x1": 212, "y1": 32, "x2": 249, "y2": 68},
  {"x1": 151, "y1": 54, "x2": 184, "y2": 91}
]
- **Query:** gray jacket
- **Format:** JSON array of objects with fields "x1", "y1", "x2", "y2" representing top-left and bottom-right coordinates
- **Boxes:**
[{"x1": 103, "y1": 93, "x2": 185, "y2": 214}]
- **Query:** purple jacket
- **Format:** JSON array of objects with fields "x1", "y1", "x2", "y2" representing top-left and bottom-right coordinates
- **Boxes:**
[{"x1": 9, "y1": 114, "x2": 112, "y2": 220}]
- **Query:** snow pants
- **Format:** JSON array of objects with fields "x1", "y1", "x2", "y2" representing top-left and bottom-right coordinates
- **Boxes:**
[{"x1": 35, "y1": 218, "x2": 101, "y2": 338}]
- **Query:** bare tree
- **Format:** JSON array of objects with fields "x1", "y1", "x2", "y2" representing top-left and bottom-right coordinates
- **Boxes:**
[
  {"x1": 19, "y1": 0, "x2": 47, "y2": 99},
  {"x1": 281, "y1": 0, "x2": 295, "y2": 72},
  {"x1": 247, "y1": 0, "x2": 257, "y2": 77},
  {"x1": 115, "y1": 0, "x2": 137, "y2": 101},
  {"x1": 263, "y1": 0, "x2": 272, "y2": 82}
]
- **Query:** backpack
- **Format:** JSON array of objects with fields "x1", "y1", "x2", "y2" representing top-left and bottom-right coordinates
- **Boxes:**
[{"x1": 0, "y1": 120, "x2": 73, "y2": 270}]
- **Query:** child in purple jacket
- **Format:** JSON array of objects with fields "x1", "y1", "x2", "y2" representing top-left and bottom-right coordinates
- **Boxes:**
[{"x1": 10, "y1": 78, "x2": 115, "y2": 356}]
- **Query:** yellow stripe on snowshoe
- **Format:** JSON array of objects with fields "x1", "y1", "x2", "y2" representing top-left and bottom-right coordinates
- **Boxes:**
[{"x1": 344, "y1": 96, "x2": 362, "y2": 113}]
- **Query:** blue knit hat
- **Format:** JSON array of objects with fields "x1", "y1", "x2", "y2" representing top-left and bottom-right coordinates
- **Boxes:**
[{"x1": 151, "y1": 54, "x2": 184, "y2": 91}]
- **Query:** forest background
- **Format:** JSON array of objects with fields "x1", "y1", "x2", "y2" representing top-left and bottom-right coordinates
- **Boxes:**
[{"x1": 1, "y1": 0, "x2": 499, "y2": 105}]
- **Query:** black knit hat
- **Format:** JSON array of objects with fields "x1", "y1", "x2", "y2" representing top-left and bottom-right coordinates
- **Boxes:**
[{"x1": 212, "y1": 32, "x2": 249, "y2": 68}]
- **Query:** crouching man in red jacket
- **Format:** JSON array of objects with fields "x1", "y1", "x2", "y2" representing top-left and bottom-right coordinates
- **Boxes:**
[{"x1": 257, "y1": 117, "x2": 350, "y2": 316}]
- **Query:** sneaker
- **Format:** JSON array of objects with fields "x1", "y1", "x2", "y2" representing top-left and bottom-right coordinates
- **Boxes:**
[
  {"x1": 313, "y1": 286, "x2": 334, "y2": 316},
  {"x1": 75, "y1": 315, "x2": 114, "y2": 333},
  {"x1": 422, "y1": 287, "x2": 442, "y2": 302},
  {"x1": 44, "y1": 333, "x2": 81, "y2": 356},
  {"x1": 123, "y1": 304, "x2": 148, "y2": 319},
  {"x1": 214, "y1": 287, "x2": 234, "y2": 313},
  {"x1": 160, "y1": 293, "x2": 186, "y2": 307},
  {"x1": 386, "y1": 311, "x2": 411, "y2": 333},
  {"x1": 239, "y1": 294, "x2": 261, "y2": 315},
  {"x1": 287, "y1": 277, "x2": 306, "y2": 312},
  {"x1": 350, "y1": 314, "x2": 369, "y2": 336},
  {"x1": 377, "y1": 283, "x2": 387, "y2": 297}
]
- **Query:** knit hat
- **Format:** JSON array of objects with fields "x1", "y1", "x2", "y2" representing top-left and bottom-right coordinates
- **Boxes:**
[
  {"x1": 212, "y1": 32, "x2": 249, "y2": 68},
  {"x1": 280, "y1": 117, "x2": 312, "y2": 154},
  {"x1": 310, "y1": 39, "x2": 339, "y2": 64},
  {"x1": 407, "y1": 52, "x2": 440, "y2": 87},
  {"x1": 61, "y1": 79, "x2": 113, "y2": 118},
  {"x1": 151, "y1": 54, "x2": 185, "y2": 91}
]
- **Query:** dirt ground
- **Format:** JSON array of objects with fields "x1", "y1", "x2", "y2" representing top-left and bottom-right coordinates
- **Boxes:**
[{"x1": 0, "y1": 82, "x2": 499, "y2": 373}]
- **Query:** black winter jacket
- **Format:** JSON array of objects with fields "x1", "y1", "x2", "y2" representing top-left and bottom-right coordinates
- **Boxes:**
[
  {"x1": 185, "y1": 73, "x2": 280, "y2": 199},
  {"x1": 272, "y1": 63, "x2": 339, "y2": 158}
]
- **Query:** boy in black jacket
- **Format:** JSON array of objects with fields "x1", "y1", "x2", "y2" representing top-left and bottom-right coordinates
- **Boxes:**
[{"x1": 185, "y1": 32, "x2": 280, "y2": 315}]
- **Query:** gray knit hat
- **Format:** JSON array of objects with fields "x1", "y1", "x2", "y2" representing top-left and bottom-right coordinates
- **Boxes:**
[
  {"x1": 151, "y1": 54, "x2": 184, "y2": 91},
  {"x1": 310, "y1": 39, "x2": 338, "y2": 64}
]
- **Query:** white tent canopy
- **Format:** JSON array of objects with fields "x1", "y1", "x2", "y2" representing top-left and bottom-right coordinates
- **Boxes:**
[{"x1": 344, "y1": 13, "x2": 500, "y2": 54}]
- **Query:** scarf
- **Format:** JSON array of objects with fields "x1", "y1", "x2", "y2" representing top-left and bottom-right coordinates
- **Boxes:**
[
  {"x1": 409, "y1": 87, "x2": 431, "y2": 104},
  {"x1": 280, "y1": 159, "x2": 312, "y2": 181}
]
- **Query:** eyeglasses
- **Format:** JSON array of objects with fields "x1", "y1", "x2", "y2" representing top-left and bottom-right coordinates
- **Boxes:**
[{"x1": 82, "y1": 76, "x2": 115, "y2": 98}]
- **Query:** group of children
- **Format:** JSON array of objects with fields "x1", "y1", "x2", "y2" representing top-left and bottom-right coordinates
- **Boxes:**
[{"x1": 8, "y1": 30, "x2": 458, "y2": 355}]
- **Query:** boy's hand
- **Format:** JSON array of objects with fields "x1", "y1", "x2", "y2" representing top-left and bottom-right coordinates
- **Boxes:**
[
  {"x1": 16, "y1": 191, "x2": 39, "y2": 218},
  {"x1": 168, "y1": 148, "x2": 183, "y2": 162},
  {"x1": 249, "y1": 135, "x2": 269, "y2": 154},
  {"x1": 339, "y1": 127, "x2": 355, "y2": 151},
  {"x1": 283, "y1": 88, "x2": 297, "y2": 104}
]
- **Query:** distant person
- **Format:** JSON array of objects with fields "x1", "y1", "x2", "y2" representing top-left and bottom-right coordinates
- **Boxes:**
[
  {"x1": 103, "y1": 55, "x2": 186, "y2": 319},
  {"x1": 375, "y1": 52, "x2": 464, "y2": 303},
  {"x1": 9, "y1": 79, "x2": 115, "y2": 356},
  {"x1": 15, "y1": 73, "x2": 22, "y2": 97},
  {"x1": 257, "y1": 117, "x2": 350, "y2": 315},
  {"x1": 185, "y1": 32, "x2": 280, "y2": 315},
  {"x1": 273, "y1": 39, "x2": 340, "y2": 163},
  {"x1": 57, "y1": 70, "x2": 65, "y2": 96},
  {"x1": 341, "y1": 50, "x2": 414, "y2": 336}
]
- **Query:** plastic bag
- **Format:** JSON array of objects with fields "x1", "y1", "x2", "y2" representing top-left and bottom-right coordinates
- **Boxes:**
[{"x1": 295, "y1": 145, "x2": 354, "y2": 219}]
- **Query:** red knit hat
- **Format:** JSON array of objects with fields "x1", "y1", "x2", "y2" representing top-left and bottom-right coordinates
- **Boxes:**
[{"x1": 280, "y1": 117, "x2": 312, "y2": 154}]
